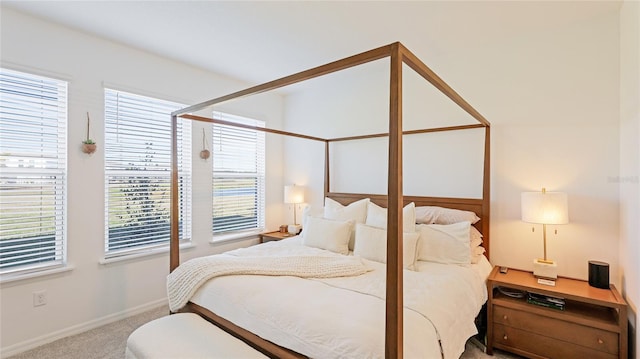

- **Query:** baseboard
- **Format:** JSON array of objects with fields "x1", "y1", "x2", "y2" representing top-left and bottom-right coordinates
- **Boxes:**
[{"x1": 0, "y1": 298, "x2": 167, "y2": 358}]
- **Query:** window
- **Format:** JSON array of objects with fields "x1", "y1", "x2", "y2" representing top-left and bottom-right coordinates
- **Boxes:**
[
  {"x1": 0, "y1": 68, "x2": 67, "y2": 275},
  {"x1": 212, "y1": 112, "x2": 265, "y2": 235},
  {"x1": 104, "y1": 89, "x2": 191, "y2": 258}
]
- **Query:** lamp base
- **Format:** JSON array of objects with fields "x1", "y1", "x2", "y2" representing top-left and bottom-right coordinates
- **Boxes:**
[
  {"x1": 288, "y1": 224, "x2": 302, "y2": 235},
  {"x1": 533, "y1": 259, "x2": 557, "y2": 279}
]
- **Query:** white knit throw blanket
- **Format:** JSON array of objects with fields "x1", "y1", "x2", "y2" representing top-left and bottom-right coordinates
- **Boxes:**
[{"x1": 167, "y1": 255, "x2": 369, "y2": 312}]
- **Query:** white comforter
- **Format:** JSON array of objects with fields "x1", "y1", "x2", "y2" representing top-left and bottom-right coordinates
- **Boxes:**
[
  {"x1": 167, "y1": 254, "x2": 370, "y2": 312},
  {"x1": 188, "y1": 237, "x2": 492, "y2": 359}
]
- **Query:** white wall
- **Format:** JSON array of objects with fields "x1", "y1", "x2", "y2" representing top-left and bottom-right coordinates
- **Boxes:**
[
  {"x1": 284, "y1": 2, "x2": 621, "y2": 281},
  {"x1": 0, "y1": 8, "x2": 285, "y2": 355},
  {"x1": 620, "y1": 1, "x2": 640, "y2": 357},
  {"x1": 282, "y1": 59, "x2": 486, "y2": 209}
]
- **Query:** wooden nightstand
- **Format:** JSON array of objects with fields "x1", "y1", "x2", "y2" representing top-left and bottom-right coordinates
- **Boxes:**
[
  {"x1": 487, "y1": 267, "x2": 627, "y2": 359},
  {"x1": 259, "y1": 231, "x2": 295, "y2": 243}
]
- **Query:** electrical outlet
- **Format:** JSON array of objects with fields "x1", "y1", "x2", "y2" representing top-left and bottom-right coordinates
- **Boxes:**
[{"x1": 33, "y1": 290, "x2": 47, "y2": 307}]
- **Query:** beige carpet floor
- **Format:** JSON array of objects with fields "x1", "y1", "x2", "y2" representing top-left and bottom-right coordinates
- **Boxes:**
[{"x1": 6, "y1": 305, "x2": 522, "y2": 359}]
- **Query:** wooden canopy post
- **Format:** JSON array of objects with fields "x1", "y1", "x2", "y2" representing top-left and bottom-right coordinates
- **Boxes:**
[
  {"x1": 386, "y1": 42, "x2": 403, "y2": 359},
  {"x1": 324, "y1": 141, "x2": 330, "y2": 198},
  {"x1": 170, "y1": 114, "x2": 180, "y2": 272},
  {"x1": 482, "y1": 126, "x2": 491, "y2": 259}
]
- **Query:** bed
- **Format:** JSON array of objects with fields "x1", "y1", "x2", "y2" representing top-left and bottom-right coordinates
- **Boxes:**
[{"x1": 168, "y1": 42, "x2": 491, "y2": 359}]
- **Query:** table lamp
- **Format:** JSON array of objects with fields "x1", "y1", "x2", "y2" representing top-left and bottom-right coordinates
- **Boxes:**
[
  {"x1": 521, "y1": 188, "x2": 568, "y2": 281},
  {"x1": 284, "y1": 185, "x2": 304, "y2": 234}
]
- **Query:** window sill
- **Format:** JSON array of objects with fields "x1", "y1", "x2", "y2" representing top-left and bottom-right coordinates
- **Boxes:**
[
  {"x1": 100, "y1": 242, "x2": 195, "y2": 265},
  {"x1": 0, "y1": 264, "x2": 75, "y2": 286},
  {"x1": 210, "y1": 230, "x2": 262, "y2": 245}
]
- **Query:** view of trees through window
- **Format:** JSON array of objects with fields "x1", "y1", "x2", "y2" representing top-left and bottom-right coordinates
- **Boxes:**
[{"x1": 104, "y1": 89, "x2": 191, "y2": 256}]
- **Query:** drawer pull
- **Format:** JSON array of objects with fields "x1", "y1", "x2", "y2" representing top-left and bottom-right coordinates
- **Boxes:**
[
  {"x1": 503, "y1": 315, "x2": 508, "y2": 320},
  {"x1": 503, "y1": 335, "x2": 508, "y2": 340},
  {"x1": 597, "y1": 339, "x2": 604, "y2": 344}
]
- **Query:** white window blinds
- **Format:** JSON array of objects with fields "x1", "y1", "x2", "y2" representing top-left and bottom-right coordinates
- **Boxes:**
[
  {"x1": 212, "y1": 113, "x2": 265, "y2": 234},
  {"x1": 104, "y1": 89, "x2": 191, "y2": 258},
  {"x1": 0, "y1": 68, "x2": 67, "y2": 274}
]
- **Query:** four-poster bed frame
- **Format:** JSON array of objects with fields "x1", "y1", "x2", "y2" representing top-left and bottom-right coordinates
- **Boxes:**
[{"x1": 170, "y1": 42, "x2": 491, "y2": 359}]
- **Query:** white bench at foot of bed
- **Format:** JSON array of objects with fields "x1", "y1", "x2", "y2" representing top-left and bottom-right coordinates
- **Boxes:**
[{"x1": 125, "y1": 313, "x2": 268, "y2": 359}]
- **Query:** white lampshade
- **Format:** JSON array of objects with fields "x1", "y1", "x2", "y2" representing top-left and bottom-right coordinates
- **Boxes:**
[
  {"x1": 284, "y1": 185, "x2": 304, "y2": 204},
  {"x1": 521, "y1": 190, "x2": 569, "y2": 225}
]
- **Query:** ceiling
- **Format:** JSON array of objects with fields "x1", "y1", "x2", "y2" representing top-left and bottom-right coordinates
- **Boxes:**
[{"x1": 2, "y1": 1, "x2": 621, "y2": 87}]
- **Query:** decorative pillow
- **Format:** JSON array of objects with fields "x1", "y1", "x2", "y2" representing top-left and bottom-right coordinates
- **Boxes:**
[
  {"x1": 353, "y1": 223, "x2": 420, "y2": 269},
  {"x1": 302, "y1": 205, "x2": 324, "y2": 229},
  {"x1": 415, "y1": 206, "x2": 480, "y2": 225},
  {"x1": 365, "y1": 202, "x2": 416, "y2": 233},
  {"x1": 470, "y1": 226, "x2": 483, "y2": 248},
  {"x1": 416, "y1": 221, "x2": 471, "y2": 265},
  {"x1": 302, "y1": 217, "x2": 353, "y2": 255},
  {"x1": 324, "y1": 197, "x2": 369, "y2": 223},
  {"x1": 471, "y1": 246, "x2": 486, "y2": 264},
  {"x1": 469, "y1": 226, "x2": 484, "y2": 264},
  {"x1": 324, "y1": 197, "x2": 369, "y2": 250}
]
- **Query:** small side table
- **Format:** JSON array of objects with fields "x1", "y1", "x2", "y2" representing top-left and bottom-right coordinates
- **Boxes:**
[
  {"x1": 259, "y1": 231, "x2": 295, "y2": 243},
  {"x1": 486, "y1": 266, "x2": 627, "y2": 358}
]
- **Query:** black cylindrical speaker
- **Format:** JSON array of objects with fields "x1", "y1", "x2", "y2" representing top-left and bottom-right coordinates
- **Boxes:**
[{"x1": 588, "y1": 260, "x2": 610, "y2": 289}]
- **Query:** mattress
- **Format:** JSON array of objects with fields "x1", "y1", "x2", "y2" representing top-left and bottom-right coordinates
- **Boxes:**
[{"x1": 188, "y1": 237, "x2": 492, "y2": 359}]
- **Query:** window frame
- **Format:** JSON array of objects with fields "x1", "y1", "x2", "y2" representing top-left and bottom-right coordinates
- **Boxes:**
[
  {"x1": 211, "y1": 112, "x2": 266, "y2": 238},
  {"x1": 103, "y1": 88, "x2": 191, "y2": 259},
  {"x1": 0, "y1": 67, "x2": 68, "y2": 278}
]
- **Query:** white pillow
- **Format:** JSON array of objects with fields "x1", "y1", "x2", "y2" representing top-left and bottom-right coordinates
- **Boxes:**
[
  {"x1": 471, "y1": 246, "x2": 486, "y2": 264},
  {"x1": 416, "y1": 221, "x2": 471, "y2": 265},
  {"x1": 470, "y1": 226, "x2": 483, "y2": 247},
  {"x1": 469, "y1": 226, "x2": 484, "y2": 264},
  {"x1": 415, "y1": 206, "x2": 480, "y2": 225},
  {"x1": 302, "y1": 217, "x2": 353, "y2": 255},
  {"x1": 302, "y1": 205, "x2": 324, "y2": 229},
  {"x1": 365, "y1": 202, "x2": 416, "y2": 233},
  {"x1": 353, "y1": 223, "x2": 420, "y2": 269},
  {"x1": 324, "y1": 197, "x2": 369, "y2": 222},
  {"x1": 324, "y1": 197, "x2": 369, "y2": 250}
]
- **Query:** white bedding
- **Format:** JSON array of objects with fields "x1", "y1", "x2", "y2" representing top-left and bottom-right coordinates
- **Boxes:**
[
  {"x1": 167, "y1": 253, "x2": 370, "y2": 312},
  {"x1": 188, "y1": 237, "x2": 492, "y2": 359}
]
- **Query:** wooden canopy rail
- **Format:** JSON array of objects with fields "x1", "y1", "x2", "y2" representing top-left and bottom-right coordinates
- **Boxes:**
[
  {"x1": 180, "y1": 114, "x2": 485, "y2": 143},
  {"x1": 170, "y1": 41, "x2": 490, "y2": 359},
  {"x1": 327, "y1": 123, "x2": 485, "y2": 142},
  {"x1": 180, "y1": 114, "x2": 327, "y2": 143}
]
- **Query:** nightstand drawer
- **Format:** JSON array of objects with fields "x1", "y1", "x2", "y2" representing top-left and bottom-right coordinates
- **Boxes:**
[
  {"x1": 493, "y1": 323, "x2": 617, "y2": 359},
  {"x1": 493, "y1": 306, "x2": 618, "y2": 355}
]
